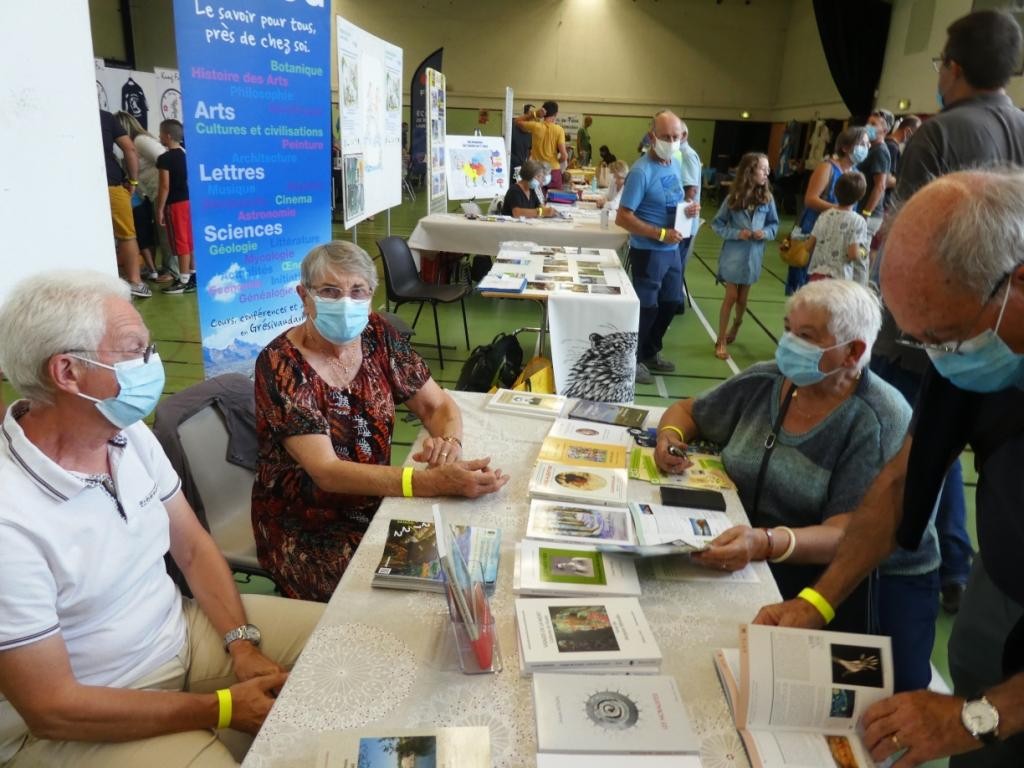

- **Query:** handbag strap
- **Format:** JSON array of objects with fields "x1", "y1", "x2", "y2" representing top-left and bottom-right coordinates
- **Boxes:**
[{"x1": 749, "y1": 382, "x2": 798, "y2": 525}]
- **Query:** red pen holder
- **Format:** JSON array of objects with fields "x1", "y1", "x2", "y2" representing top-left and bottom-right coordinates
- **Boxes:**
[{"x1": 443, "y1": 560, "x2": 501, "y2": 675}]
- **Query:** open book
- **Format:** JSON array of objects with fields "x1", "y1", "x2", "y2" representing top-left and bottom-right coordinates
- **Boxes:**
[{"x1": 715, "y1": 624, "x2": 894, "y2": 768}]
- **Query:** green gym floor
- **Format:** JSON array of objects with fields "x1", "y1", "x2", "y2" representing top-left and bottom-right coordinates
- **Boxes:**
[{"x1": 2, "y1": 191, "x2": 976, "y2": 747}]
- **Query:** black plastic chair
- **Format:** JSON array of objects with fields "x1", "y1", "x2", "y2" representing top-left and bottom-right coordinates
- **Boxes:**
[{"x1": 377, "y1": 236, "x2": 470, "y2": 368}]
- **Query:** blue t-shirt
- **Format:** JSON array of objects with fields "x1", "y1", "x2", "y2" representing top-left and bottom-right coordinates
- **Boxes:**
[{"x1": 619, "y1": 153, "x2": 683, "y2": 250}]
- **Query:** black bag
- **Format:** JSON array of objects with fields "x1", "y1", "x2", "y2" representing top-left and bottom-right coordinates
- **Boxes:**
[
  {"x1": 470, "y1": 255, "x2": 493, "y2": 283},
  {"x1": 455, "y1": 332, "x2": 524, "y2": 392}
]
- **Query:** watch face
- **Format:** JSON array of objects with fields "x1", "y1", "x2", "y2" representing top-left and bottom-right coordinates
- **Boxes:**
[
  {"x1": 245, "y1": 624, "x2": 262, "y2": 645},
  {"x1": 963, "y1": 700, "x2": 998, "y2": 734}
]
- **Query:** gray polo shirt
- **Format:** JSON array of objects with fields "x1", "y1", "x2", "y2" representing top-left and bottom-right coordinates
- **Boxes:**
[{"x1": 876, "y1": 92, "x2": 1024, "y2": 371}]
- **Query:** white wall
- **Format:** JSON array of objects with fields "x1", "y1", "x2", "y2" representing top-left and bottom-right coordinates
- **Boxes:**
[{"x1": 1, "y1": 1, "x2": 115, "y2": 304}]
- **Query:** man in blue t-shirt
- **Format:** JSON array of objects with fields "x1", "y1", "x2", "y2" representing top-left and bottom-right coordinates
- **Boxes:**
[{"x1": 616, "y1": 110, "x2": 699, "y2": 384}]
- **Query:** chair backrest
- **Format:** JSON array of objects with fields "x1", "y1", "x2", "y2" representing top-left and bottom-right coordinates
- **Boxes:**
[
  {"x1": 177, "y1": 405, "x2": 261, "y2": 570},
  {"x1": 377, "y1": 236, "x2": 425, "y2": 300}
]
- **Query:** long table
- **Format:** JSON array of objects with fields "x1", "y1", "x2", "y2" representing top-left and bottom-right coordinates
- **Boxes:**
[
  {"x1": 244, "y1": 392, "x2": 780, "y2": 768},
  {"x1": 407, "y1": 212, "x2": 629, "y2": 258}
]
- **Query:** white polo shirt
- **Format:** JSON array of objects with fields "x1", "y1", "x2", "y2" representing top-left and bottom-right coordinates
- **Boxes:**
[{"x1": 0, "y1": 402, "x2": 187, "y2": 758}]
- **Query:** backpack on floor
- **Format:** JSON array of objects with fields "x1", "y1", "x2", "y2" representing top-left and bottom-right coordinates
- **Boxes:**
[{"x1": 455, "y1": 332, "x2": 524, "y2": 392}]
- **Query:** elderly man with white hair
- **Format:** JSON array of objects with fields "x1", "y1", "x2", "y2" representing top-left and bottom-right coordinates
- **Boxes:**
[
  {"x1": 0, "y1": 271, "x2": 322, "y2": 767},
  {"x1": 654, "y1": 278, "x2": 939, "y2": 692},
  {"x1": 756, "y1": 168, "x2": 1024, "y2": 767}
]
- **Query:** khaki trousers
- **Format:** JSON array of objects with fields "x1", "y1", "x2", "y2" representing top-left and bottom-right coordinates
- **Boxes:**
[{"x1": 8, "y1": 594, "x2": 323, "y2": 768}]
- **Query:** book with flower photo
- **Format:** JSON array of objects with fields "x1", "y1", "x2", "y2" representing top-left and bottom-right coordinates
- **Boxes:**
[{"x1": 529, "y1": 461, "x2": 628, "y2": 507}]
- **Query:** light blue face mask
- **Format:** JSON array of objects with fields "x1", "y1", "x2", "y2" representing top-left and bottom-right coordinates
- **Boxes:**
[
  {"x1": 775, "y1": 332, "x2": 850, "y2": 387},
  {"x1": 73, "y1": 352, "x2": 166, "y2": 429},
  {"x1": 865, "y1": 125, "x2": 877, "y2": 141},
  {"x1": 926, "y1": 282, "x2": 1024, "y2": 392},
  {"x1": 313, "y1": 296, "x2": 370, "y2": 344},
  {"x1": 851, "y1": 144, "x2": 869, "y2": 164},
  {"x1": 936, "y1": 88, "x2": 946, "y2": 110},
  {"x1": 529, "y1": 178, "x2": 541, "y2": 191}
]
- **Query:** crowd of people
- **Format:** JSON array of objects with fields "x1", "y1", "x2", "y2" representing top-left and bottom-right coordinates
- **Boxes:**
[{"x1": 1, "y1": 6, "x2": 1023, "y2": 768}]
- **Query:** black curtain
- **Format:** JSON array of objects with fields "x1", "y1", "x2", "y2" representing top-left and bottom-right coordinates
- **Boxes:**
[{"x1": 812, "y1": 0, "x2": 892, "y2": 118}]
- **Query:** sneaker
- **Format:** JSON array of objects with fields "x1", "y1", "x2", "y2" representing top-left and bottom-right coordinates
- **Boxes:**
[
  {"x1": 183, "y1": 274, "x2": 197, "y2": 294},
  {"x1": 142, "y1": 270, "x2": 159, "y2": 281},
  {"x1": 940, "y1": 583, "x2": 965, "y2": 615},
  {"x1": 163, "y1": 279, "x2": 188, "y2": 295},
  {"x1": 635, "y1": 362, "x2": 654, "y2": 385},
  {"x1": 129, "y1": 282, "x2": 152, "y2": 298},
  {"x1": 643, "y1": 353, "x2": 676, "y2": 372}
]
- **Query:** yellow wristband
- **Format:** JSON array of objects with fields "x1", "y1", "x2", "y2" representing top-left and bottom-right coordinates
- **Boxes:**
[
  {"x1": 660, "y1": 425, "x2": 685, "y2": 442},
  {"x1": 216, "y1": 688, "x2": 232, "y2": 729},
  {"x1": 402, "y1": 466, "x2": 415, "y2": 498},
  {"x1": 797, "y1": 587, "x2": 835, "y2": 624},
  {"x1": 659, "y1": 227, "x2": 666, "y2": 242},
  {"x1": 537, "y1": 207, "x2": 542, "y2": 216}
]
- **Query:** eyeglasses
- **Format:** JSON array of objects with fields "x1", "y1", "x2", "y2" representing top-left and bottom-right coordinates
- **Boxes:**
[
  {"x1": 895, "y1": 267, "x2": 1017, "y2": 355},
  {"x1": 65, "y1": 343, "x2": 158, "y2": 364},
  {"x1": 309, "y1": 285, "x2": 373, "y2": 302},
  {"x1": 931, "y1": 55, "x2": 946, "y2": 73}
]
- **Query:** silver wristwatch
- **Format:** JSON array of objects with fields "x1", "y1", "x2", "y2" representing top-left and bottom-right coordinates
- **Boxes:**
[
  {"x1": 961, "y1": 696, "x2": 1000, "y2": 744},
  {"x1": 223, "y1": 623, "x2": 262, "y2": 651}
]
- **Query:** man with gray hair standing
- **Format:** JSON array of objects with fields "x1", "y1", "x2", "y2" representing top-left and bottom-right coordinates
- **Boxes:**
[
  {"x1": 756, "y1": 168, "x2": 1024, "y2": 767},
  {"x1": 0, "y1": 271, "x2": 322, "y2": 766}
]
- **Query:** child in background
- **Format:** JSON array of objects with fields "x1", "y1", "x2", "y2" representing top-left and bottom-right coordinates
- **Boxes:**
[
  {"x1": 156, "y1": 119, "x2": 196, "y2": 294},
  {"x1": 806, "y1": 171, "x2": 870, "y2": 285},
  {"x1": 710, "y1": 152, "x2": 779, "y2": 359}
]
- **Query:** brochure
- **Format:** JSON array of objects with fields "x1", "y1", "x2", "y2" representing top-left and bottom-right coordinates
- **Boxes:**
[
  {"x1": 538, "y1": 435, "x2": 628, "y2": 470},
  {"x1": 547, "y1": 417, "x2": 634, "y2": 447},
  {"x1": 532, "y1": 673, "x2": 699, "y2": 754},
  {"x1": 513, "y1": 540, "x2": 641, "y2": 597},
  {"x1": 316, "y1": 726, "x2": 491, "y2": 767},
  {"x1": 477, "y1": 274, "x2": 527, "y2": 293},
  {"x1": 486, "y1": 389, "x2": 567, "y2": 419},
  {"x1": 568, "y1": 400, "x2": 649, "y2": 429},
  {"x1": 529, "y1": 461, "x2": 629, "y2": 507},
  {"x1": 629, "y1": 446, "x2": 736, "y2": 490},
  {"x1": 715, "y1": 624, "x2": 894, "y2": 768},
  {"x1": 525, "y1": 499, "x2": 636, "y2": 548}
]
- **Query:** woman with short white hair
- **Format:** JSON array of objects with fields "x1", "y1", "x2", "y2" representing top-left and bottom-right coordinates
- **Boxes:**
[{"x1": 655, "y1": 279, "x2": 940, "y2": 693}]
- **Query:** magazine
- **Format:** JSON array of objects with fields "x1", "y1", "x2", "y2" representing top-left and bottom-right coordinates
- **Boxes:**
[
  {"x1": 715, "y1": 624, "x2": 894, "y2": 768},
  {"x1": 529, "y1": 461, "x2": 629, "y2": 507},
  {"x1": 486, "y1": 389, "x2": 567, "y2": 419},
  {"x1": 629, "y1": 446, "x2": 736, "y2": 491},
  {"x1": 515, "y1": 596, "x2": 661, "y2": 673},
  {"x1": 477, "y1": 274, "x2": 527, "y2": 293},
  {"x1": 371, "y1": 519, "x2": 501, "y2": 592},
  {"x1": 568, "y1": 400, "x2": 649, "y2": 429},
  {"x1": 525, "y1": 499, "x2": 636, "y2": 548},
  {"x1": 532, "y1": 673, "x2": 699, "y2": 755},
  {"x1": 316, "y1": 726, "x2": 491, "y2": 767},
  {"x1": 513, "y1": 541, "x2": 641, "y2": 597}
]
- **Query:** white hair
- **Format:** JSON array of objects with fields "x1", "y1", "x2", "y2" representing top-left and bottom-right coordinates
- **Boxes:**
[
  {"x1": 930, "y1": 169, "x2": 1024, "y2": 300},
  {"x1": 0, "y1": 270, "x2": 131, "y2": 404},
  {"x1": 300, "y1": 240, "x2": 379, "y2": 292},
  {"x1": 787, "y1": 279, "x2": 882, "y2": 372}
]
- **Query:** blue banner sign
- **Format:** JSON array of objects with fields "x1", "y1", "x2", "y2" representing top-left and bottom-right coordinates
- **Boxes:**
[{"x1": 172, "y1": 0, "x2": 331, "y2": 377}]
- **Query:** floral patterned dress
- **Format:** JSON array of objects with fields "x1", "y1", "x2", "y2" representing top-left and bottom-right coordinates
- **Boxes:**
[{"x1": 252, "y1": 313, "x2": 431, "y2": 601}]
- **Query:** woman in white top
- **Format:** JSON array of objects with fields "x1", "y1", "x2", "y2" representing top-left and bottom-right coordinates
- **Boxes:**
[
  {"x1": 116, "y1": 112, "x2": 172, "y2": 282},
  {"x1": 602, "y1": 160, "x2": 630, "y2": 211}
]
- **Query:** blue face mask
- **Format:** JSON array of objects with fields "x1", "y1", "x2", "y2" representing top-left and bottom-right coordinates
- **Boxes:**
[
  {"x1": 529, "y1": 178, "x2": 541, "y2": 191},
  {"x1": 851, "y1": 144, "x2": 869, "y2": 165},
  {"x1": 313, "y1": 296, "x2": 370, "y2": 344},
  {"x1": 74, "y1": 352, "x2": 166, "y2": 429},
  {"x1": 775, "y1": 332, "x2": 850, "y2": 386},
  {"x1": 865, "y1": 125, "x2": 878, "y2": 141},
  {"x1": 926, "y1": 285, "x2": 1024, "y2": 392},
  {"x1": 936, "y1": 89, "x2": 946, "y2": 109}
]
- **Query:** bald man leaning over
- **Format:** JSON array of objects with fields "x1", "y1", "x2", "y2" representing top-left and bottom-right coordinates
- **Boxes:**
[
  {"x1": 755, "y1": 170, "x2": 1024, "y2": 768},
  {"x1": 616, "y1": 111, "x2": 699, "y2": 385}
]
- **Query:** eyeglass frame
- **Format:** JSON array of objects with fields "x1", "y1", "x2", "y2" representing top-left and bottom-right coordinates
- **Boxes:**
[
  {"x1": 894, "y1": 265, "x2": 1018, "y2": 355},
  {"x1": 931, "y1": 52, "x2": 949, "y2": 73},
  {"x1": 64, "y1": 343, "x2": 158, "y2": 365},
  {"x1": 306, "y1": 284, "x2": 373, "y2": 303}
]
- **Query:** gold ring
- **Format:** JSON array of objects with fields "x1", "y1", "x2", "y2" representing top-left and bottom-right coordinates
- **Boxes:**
[
  {"x1": 891, "y1": 734, "x2": 901, "y2": 750},
  {"x1": 440, "y1": 452, "x2": 449, "y2": 459}
]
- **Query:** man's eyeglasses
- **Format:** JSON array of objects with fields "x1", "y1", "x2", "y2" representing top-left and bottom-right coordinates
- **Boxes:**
[
  {"x1": 309, "y1": 285, "x2": 372, "y2": 302},
  {"x1": 931, "y1": 54, "x2": 947, "y2": 73},
  {"x1": 65, "y1": 344, "x2": 158, "y2": 364},
  {"x1": 895, "y1": 266, "x2": 1017, "y2": 355}
]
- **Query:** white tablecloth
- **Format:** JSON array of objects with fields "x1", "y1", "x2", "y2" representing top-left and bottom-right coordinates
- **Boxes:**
[
  {"x1": 244, "y1": 392, "x2": 780, "y2": 768},
  {"x1": 407, "y1": 212, "x2": 629, "y2": 257}
]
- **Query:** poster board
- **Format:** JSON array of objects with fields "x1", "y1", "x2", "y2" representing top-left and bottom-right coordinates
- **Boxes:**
[
  {"x1": 503, "y1": 86, "x2": 513, "y2": 166},
  {"x1": 94, "y1": 60, "x2": 160, "y2": 133},
  {"x1": 444, "y1": 135, "x2": 508, "y2": 201},
  {"x1": 336, "y1": 17, "x2": 403, "y2": 228},
  {"x1": 426, "y1": 67, "x2": 447, "y2": 215},
  {"x1": 153, "y1": 67, "x2": 183, "y2": 123},
  {"x1": 172, "y1": 0, "x2": 332, "y2": 378},
  {"x1": 554, "y1": 112, "x2": 582, "y2": 143}
]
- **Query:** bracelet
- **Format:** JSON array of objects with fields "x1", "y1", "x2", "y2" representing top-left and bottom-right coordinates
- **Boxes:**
[
  {"x1": 862, "y1": 210, "x2": 872, "y2": 218},
  {"x1": 762, "y1": 527, "x2": 774, "y2": 560},
  {"x1": 216, "y1": 688, "x2": 232, "y2": 729},
  {"x1": 658, "y1": 227, "x2": 666, "y2": 242},
  {"x1": 770, "y1": 525, "x2": 797, "y2": 563},
  {"x1": 402, "y1": 466, "x2": 415, "y2": 498},
  {"x1": 442, "y1": 435, "x2": 462, "y2": 447},
  {"x1": 659, "y1": 425, "x2": 685, "y2": 442},
  {"x1": 128, "y1": 179, "x2": 139, "y2": 185},
  {"x1": 797, "y1": 587, "x2": 835, "y2": 624},
  {"x1": 537, "y1": 207, "x2": 542, "y2": 216}
]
